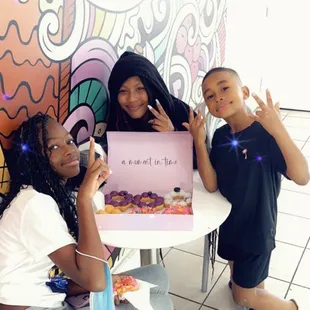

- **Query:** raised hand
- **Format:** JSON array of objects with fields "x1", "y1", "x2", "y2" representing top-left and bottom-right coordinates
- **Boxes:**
[
  {"x1": 148, "y1": 100, "x2": 174, "y2": 132},
  {"x1": 78, "y1": 137, "x2": 110, "y2": 201},
  {"x1": 250, "y1": 89, "x2": 283, "y2": 136},
  {"x1": 182, "y1": 107, "x2": 206, "y2": 145}
]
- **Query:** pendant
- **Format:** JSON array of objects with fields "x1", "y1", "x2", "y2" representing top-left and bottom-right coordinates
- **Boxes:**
[{"x1": 242, "y1": 148, "x2": 248, "y2": 159}]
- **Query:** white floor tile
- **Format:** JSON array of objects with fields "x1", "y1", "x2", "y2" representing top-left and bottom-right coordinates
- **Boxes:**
[
  {"x1": 302, "y1": 142, "x2": 310, "y2": 156},
  {"x1": 205, "y1": 266, "x2": 290, "y2": 309},
  {"x1": 265, "y1": 277, "x2": 290, "y2": 298},
  {"x1": 170, "y1": 294, "x2": 201, "y2": 310},
  {"x1": 278, "y1": 190, "x2": 310, "y2": 219},
  {"x1": 164, "y1": 249, "x2": 226, "y2": 303},
  {"x1": 293, "y1": 250, "x2": 310, "y2": 288},
  {"x1": 284, "y1": 126, "x2": 310, "y2": 141},
  {"x1": 287, "y1": 110, "x2": 310, "y2": 118},
  {"x1": 286, "y1": 285, "x2": 310, "y2": 310},
  {"x1": 283, "y1": 117, "x2": 310, "y2": 129},
  {"x1": 204, "y1": 266, "x2": 243, "y2": 310},
  {"x1": 294, "y1": 140, "x2": 306, "y2": 149},
  {"x1": 174, "y1": 237, "x2": 228, "y2": 264},
  {"x1": 174, "y1": 237, "x2": 204, "y2": 256},
  {"x1": 281, "y1": 178, "x2": 310, "y2": 195},
  {"x1": 162, "y1": 247, "x2": 172, "y2": 258},
  {"x1": 276, "y1": 213, "x2": 310, "y2": 247},
  {"x1": 280, "y1": 109, "x2": 289, "y2": 118},
  {"x1": 269, "y1": 242, "x2": 304, "y2": 282}
]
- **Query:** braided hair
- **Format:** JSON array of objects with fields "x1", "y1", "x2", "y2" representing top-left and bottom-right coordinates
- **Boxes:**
[{"x1": 0, "y1": 113, "x2": 79, "y2": 240}]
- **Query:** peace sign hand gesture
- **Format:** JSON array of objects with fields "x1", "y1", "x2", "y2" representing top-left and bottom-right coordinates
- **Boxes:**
[
  {"x1": 250, "y1": 89, "x2": 284, "y2": 136},
  {"x1": 148, "y1": 100, "x2": 174, "y2": 132},
  {"x1": 182, "y1": 108, "x2": 206, "y2": 145},
  {"x1": 78, "y1": 137, "x2": 110, "y2": 201}
]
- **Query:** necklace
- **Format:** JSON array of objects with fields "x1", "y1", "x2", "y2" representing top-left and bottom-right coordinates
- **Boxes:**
[{"x1": 242, "y1": 148, "x2": 248, "y2": 159}]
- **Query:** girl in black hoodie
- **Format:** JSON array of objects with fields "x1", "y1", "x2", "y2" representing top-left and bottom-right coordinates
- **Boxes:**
[{"x1": 106, "y1": 51, "x2": 192, "y2": 133}]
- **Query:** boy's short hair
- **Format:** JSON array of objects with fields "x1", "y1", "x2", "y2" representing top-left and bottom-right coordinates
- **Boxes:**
[{"x1": 203, "y1": 67, "x2": 242, "y2": 84}]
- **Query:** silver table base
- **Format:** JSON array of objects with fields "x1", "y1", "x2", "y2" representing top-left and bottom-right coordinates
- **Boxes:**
[
  {"x1": 201, "y1": 234, "x2": 210, "y2": 293},
  {"x1": 140, "y1": 248, "x2": 160, "y2": 265}
]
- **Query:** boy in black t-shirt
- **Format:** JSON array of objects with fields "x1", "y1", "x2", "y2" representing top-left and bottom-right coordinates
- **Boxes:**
[{"x1": 183, "y1": 68, "x2": 309, "y2": 310}]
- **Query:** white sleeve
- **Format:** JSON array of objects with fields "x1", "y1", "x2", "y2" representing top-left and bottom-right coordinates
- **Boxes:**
[{"x1": 20, "y1": 193, "x2": 76, "y2": 261}]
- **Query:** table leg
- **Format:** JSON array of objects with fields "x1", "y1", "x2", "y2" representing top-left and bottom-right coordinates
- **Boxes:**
[
  {"x1": 201, "y1": 234, "x2": 210, "y2": 293},
  {"x1": 140, "y1": 249, "x2": 159, "y2": 265}
]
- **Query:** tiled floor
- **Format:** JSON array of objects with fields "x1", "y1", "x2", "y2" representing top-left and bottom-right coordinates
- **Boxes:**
[{"x1": 163, "y1": 110, "x2": 310, "y2": 310}]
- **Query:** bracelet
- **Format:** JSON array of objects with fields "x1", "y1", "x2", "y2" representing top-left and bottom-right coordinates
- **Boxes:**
[{"x1": 75, "y1": 249, "x2": 108, "y2": 264}]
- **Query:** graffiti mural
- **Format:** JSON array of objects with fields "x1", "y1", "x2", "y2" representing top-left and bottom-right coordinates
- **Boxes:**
[{"x1": 0, "y1": 0, "x2": 227, "y2": 266}]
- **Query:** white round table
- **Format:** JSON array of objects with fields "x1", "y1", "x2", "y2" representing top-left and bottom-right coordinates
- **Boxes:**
[{"x1": 98, "y1": 171, "x2": 231, "y2": 292}]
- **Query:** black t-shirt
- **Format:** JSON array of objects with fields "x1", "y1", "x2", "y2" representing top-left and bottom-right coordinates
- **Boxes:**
[{"x1": 210, "y1": 121, "x2": 288, "y2": 254}]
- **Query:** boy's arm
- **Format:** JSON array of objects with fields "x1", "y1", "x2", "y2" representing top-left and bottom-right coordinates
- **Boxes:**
[
  {"x1": 183, "y1": 108, "x2": 218, "y2": 192},
  {"x1": 194, "y1": 140, "x2": 218, "y2": 192},
  {"x1": 272, "y1": 125, "x2": 309, "y2": 185}
]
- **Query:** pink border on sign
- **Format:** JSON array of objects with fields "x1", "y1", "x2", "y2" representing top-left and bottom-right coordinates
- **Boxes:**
[
  {"x1": 96, "y1": 213, "x2": 193, "y2": 231},
  {"x1": 103, "y1": 132, "x2": 193, "y2": 194}
]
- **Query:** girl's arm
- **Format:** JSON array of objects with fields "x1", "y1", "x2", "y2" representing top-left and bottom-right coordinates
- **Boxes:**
[{"x1": 49, "y1": 138, "x2": 109, "y2": 292}]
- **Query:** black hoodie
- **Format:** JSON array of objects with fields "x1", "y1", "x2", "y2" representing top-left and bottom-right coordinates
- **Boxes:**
[{"x1": 106, "y1": 51, "x2": 192, "y2": 132}]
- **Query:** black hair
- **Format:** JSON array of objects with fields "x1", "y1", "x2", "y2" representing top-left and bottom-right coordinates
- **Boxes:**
[
  {"x1": 203, "y1": 67, "x2": 242, "y2": 84},
  {"x1": 0, "y1": 113, "x2": 79, "y2": 240}
]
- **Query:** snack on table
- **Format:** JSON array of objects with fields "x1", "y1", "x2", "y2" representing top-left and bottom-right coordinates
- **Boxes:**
[
  {"x1": 171, "y1": 200, "x2": 187, "y2": 207},
  {"x1": 113, "y1": 276, "x2": 139, "y2": 297},
  {"x1": 96, "y1": 205, "x2": 122, "y2": 214},
  {"x1": 96, "y1": 189, "x2": 192, "y2": 215},
  {"x1": 133, "y1": 192, "x2": 164, "y2": 211},
  {"x1": 130, "y1": 206, "x2": 156, "y2": 214},
  {"x1": 163, "y1": 205, "x2": 193, "y2": 215},
  {"x1": 164, "y1": 187, "x2": 192, "y2": 208},
  {"x1": 184, "y1": 191, "x2": 192, "y2": 207},
  {"x1": 105, "y1": 190, "x2": 133, "y2": 212}
]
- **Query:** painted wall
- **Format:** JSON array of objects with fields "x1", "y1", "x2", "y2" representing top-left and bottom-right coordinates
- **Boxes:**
[{"x1": 0, "y1": 0, "x2": 227, "y2": 265}]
